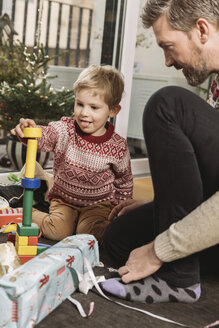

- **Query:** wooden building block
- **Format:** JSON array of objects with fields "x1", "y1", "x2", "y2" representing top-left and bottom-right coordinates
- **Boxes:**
[
  {"x1": 37, "y1": 246, "x2": 49, "y2": 255},
  {"x1": 18, "y1": 255, "x2": 35, "y2": 264},
  {"x1": 17, "y1": 222, "x2": 39, "y2": 236},
  {"x1": 7, "y1": 233, "x2": 16, "y2": 245},
  {"x1": 16, "y1": 245, "x2": 37, "y2": 256},
  {"x1": 22, "y1": 189, "x2": 34, "y2": 227},
  {"x1": 23, "y1": 127, "x2": 42, "y2": 179},
  {"x1": 15, "y1": 233, "x2": 28, "y2": 246},
  {"x1": 23, "y1": 127, "x2": 42, "y2": 138},
  {"x1": 25, "y1": 139, "x2": 38, "y2": 179},
  {"x1": 28, "y1": 236, "x2": 38, "y2": 246},
  {"x1": 1, "y1": 224, "x2": 17, "y2": 233}
]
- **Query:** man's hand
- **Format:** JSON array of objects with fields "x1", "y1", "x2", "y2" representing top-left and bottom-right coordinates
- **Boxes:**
[
  {"x1": 118, "y1": 241, "x2": 163, "y2": 283},
  {"x1": 10, "y1": 118, "x2": 36, "y2": 139},
  {"x1": 108, "y1": 199, "x2": 148, "y2": 221}
]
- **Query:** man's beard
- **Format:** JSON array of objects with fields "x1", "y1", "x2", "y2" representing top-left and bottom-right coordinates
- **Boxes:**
[
  {"x1": 183, "y1": 65, "x2": 210, "y2": 86},
  {"x1": 182, "y1": 51, "x2": 210, "y2": 86}
]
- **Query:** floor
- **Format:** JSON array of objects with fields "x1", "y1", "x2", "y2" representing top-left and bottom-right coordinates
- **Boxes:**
[
  {"x1": 0, "y1": 176, "x2": 218, "y2": 328},
  {"x1": 133, "y1": 176, "x2": 154, "y2": 200},
  {"x1": 0, "y1": 232, "x2": 218, "y2": 328}
]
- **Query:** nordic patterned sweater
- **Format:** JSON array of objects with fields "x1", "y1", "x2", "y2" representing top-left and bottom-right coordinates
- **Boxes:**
[{"x1": 36, "y1": 117, "x2": 133, "y2": 206}]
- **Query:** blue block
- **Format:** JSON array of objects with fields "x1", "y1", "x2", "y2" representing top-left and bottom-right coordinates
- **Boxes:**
[{"x1": 21, "y1": 177, "x2": 40, "y2": 189}]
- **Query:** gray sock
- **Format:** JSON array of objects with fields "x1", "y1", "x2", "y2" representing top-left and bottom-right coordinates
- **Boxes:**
[{"x1": 100, "y1": 275, "x2": 201, "y2": 304}]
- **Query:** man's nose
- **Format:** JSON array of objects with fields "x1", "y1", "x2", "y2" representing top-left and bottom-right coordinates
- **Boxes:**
[{"x1": 164, "y1": 53, "x2": 174, "y2": 67}]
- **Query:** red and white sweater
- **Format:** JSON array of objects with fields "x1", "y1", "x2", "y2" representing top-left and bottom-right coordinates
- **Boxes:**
[
  {"x1": 208, "y1": 74, "x2": 219, "y2": 110},
  {"x1": 36, "y1": 117, "x2": 133, "y2": 206}
]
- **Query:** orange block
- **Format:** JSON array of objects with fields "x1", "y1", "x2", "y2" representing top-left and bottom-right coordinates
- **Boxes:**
[
  {"x1": 28, "y1": 236, "x2": 38, "y2": 246},
  {"x1": 19, "y1": 255, "x2": 35, "y2": 264}
]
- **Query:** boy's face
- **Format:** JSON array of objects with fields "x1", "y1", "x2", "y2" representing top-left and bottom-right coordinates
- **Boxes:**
[{"x1": 74, "y1": 89, "x2": 118, "y2": 136}]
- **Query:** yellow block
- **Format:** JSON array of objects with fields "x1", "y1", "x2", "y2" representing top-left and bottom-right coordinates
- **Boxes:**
[
  {"x1": 16, "y1": 245, "x2": 37, "y2": 256},
  {"x1": 15, "y1": 233, "x2": 28, "y2": 246},
  {"x1": 25, "y1": 139, "x2": 37, "y2": 178},
  {"x1": 23, "y1": 127, "x2": 42, "y2": 138},
  {"x1": 1, "y1": 224, "x2": 17, "y2": 233}
]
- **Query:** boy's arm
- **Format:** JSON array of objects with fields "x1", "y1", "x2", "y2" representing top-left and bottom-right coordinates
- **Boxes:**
[
  {"x1": 113, "y1": 144, "x2": 133, "y2": 203},
  {"x1": 36, "y1": 124, "x2": 58, "y2": 153},
  {"x1": 11, "y1": 118, "x2": 58, "y2": 153}
]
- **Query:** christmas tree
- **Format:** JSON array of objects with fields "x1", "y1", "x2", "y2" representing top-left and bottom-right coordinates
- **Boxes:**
[{"x1": 0, "y1": 14, "x2": 75, "y2": 132}]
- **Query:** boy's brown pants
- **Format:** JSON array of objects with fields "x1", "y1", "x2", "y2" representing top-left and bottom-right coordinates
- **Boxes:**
[{"x1": 32, "y1": 198, "x2": 114, "y2": 243}]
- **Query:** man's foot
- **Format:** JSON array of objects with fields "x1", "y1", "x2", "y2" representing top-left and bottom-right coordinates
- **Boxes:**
[{"x1": 100, "y1": 275, "x2": 201, "y2": 304}]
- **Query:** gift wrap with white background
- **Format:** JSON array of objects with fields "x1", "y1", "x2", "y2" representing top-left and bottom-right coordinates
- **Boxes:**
[{"x1": 0, "y1": 234, "x2": 99, "y2": 327}]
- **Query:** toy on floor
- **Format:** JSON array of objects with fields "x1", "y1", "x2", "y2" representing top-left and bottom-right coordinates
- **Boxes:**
[
  {"x1": 0, "y1": 207, "x2": 23, "y2": 227},
  {"x1": 0, "y1": 179, "x2": 22, "y2": 228},
  {"x1": 0, "y1": 193, "x2": 22, "y2": 227},
  {"x1": 1, "y1": 223, "x2": 17, "y2": 233},
  {"x1": 8, "y1": 127, "x2": 46, "y2": 264}
]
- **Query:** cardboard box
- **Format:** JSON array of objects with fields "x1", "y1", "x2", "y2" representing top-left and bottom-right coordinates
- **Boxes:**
[{"x1": 0, "y1": 234, "x2": 99, "y2": 327}]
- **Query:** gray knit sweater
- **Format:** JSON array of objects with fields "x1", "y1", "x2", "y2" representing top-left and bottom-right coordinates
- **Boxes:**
[{"x1": 155, "y1": 192, "x2": 219, "y2": 262}]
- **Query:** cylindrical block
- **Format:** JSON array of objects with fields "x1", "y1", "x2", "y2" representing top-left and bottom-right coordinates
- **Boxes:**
[
  {"x1": 25, "y1": 139, "x2": 38, "y2": 178},
  {"x1": 22, "y1": 177, "x2": 40, "y2": 189},
  {"x1": 22, "y1": 189, "x2": 34, "y2": 226},
  {"x1": 23, "y1": 127, "x2": 42, "y2": 138}
]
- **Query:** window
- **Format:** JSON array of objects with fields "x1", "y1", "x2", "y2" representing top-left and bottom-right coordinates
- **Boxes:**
[
  {"x1": 116, "y1": 0, "x2": 209, "y2": 175},
  {"x1": 0, "y1": 0, "x2": 126, "y2": 173}
]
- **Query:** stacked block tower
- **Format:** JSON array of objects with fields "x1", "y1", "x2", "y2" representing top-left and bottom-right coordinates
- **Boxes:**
[{"x1": 15, "y1": 128, "x2": 42, "y2": 264}]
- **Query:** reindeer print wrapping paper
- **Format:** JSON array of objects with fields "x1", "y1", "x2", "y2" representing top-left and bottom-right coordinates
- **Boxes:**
[{"x1": 0, "y1": 234, "x2": 99, "y2": 327}]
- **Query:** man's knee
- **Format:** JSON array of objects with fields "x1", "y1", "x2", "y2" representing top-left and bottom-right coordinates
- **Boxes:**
[
  {"x1": 143, "y1": 86, "x2": 195, "y2": 138},
  {"x1": 144, "y1": 86, "x2": 188, "y2": 120}
]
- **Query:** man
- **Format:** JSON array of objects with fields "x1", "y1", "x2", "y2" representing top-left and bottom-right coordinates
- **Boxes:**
[{"x1": 100, "y1": 0, "x2": 219, "y2": 304}]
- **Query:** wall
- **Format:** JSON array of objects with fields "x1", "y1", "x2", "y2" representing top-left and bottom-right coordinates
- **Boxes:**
[{"x1": 134, "y1": 0, "x2": 185, "y2": 79}]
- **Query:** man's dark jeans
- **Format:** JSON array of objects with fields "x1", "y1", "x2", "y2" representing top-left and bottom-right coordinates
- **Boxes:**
[{"x1": 103, "y1": 86, "x2": 219, "y2": 287}]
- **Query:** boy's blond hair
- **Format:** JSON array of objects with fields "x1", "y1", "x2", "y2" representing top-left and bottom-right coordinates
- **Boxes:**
[{"x1": 73, "y1": 65, "x2": 124, "y2": 109}]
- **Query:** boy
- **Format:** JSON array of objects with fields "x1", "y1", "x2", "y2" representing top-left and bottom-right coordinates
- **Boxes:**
[{"x1": 11, "y1": 65, "x2": 133, "y2": 243}]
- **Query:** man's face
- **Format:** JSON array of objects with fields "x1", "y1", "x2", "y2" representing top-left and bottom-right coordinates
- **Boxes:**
[{"x1": 152, "y1": 14, "x2": 210, "y2": 86}]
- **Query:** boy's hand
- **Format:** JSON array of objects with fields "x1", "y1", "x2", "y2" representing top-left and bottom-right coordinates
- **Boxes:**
[
  {"x1": 10, "y1": 118, "x2": 36, "y2": 138},
  {"x1": 108, "y1": 199, "x2": 149, "y2": 221}
]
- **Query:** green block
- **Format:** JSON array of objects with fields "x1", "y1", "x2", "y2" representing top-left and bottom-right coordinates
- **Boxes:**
[
  {"x1": 23, "y1": 189, "x2": 33, "y2": 226},
  {"x1": 17, "y1": 222, "x2": 39, "y2": 236},
  {"x1": 37, "y1": 246, "x2": 48, "y2": 255}
]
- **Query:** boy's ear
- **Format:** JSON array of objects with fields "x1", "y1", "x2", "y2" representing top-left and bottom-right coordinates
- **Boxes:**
[{"x1": 109, "y1": 104, "x2": 121, "y2": 118}]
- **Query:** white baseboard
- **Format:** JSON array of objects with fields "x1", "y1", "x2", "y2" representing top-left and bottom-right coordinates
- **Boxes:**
[{"x1": 131, "y1": 158, "x2": 150, "y2": 176}]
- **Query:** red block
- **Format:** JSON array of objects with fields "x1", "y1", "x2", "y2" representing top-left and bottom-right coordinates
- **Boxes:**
[
  {"x1": 18, "y1": 255, "x2": 35, "y2": 264},
  {"x1": 28, "y1": 236, "x2": 38, "y2": 246},
  {"x1": 7, "y1": 233, "x2": 16, "y2": 245}
]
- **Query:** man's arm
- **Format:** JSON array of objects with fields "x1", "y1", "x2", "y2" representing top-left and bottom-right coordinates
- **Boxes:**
[
  {"x1": 155, "y1": 191, "x2": 219, "y2": 262},
  {"x1": 119, "y1": 192, "x2": 219, "y2": 283}
]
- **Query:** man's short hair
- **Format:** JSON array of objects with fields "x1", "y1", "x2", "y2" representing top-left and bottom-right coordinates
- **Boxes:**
[{"x1": 142, "y1": 0, "x2": 219, "y2": 31}]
